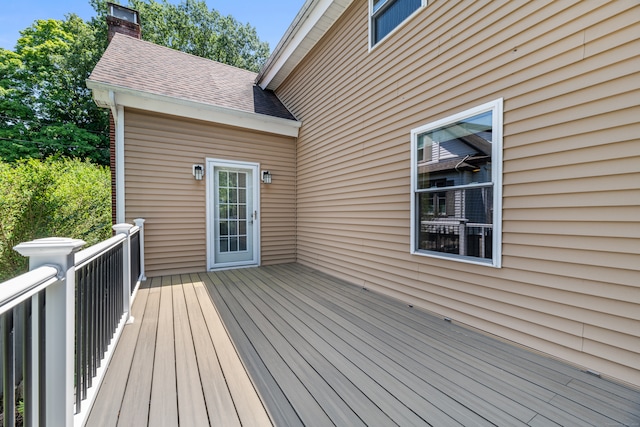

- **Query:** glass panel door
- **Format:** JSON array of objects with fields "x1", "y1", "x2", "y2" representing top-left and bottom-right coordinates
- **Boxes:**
[{"x1": 210, "y1": 162, "x2": 257, "y2": 267}]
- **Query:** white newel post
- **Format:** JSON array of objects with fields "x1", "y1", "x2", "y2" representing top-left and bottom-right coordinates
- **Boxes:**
[
  {"x1": 14, "y1": 237, "x2": 85, "y2": 427},
  {"x1": 113, "y1": 223, "x2": 133, "y2": 323},
  {"x1": 133, "y1": 218, "x2": 146, "y2": 281}
]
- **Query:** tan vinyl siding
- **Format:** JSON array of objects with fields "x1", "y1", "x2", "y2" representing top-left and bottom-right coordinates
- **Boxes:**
[
  {"x1": 276, "y1": 0, "x2": 640, "y2": 386},
  {"x1": 124, "y1": 110, "x2": 296, "y2": 277}
]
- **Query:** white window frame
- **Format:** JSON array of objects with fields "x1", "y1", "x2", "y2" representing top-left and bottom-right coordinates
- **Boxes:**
[
  {"x1": 410, "y1": 98, "x2": 503, "y2": 268},
  {"x1": 369, "y1": 0, "x2": 426, "y2": 51}
]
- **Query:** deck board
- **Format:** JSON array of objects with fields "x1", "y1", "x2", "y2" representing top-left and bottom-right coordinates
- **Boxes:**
[
  {"x1": 89, "y1": 263, "x2": 640, "y2": 426},
  {"x1": 266, "y1": 265, "x2": 607, "y2": 426},
  {"x1": 268, "y1": 266, "x2": 587, "y2": 423},
  {"x1": 191, "y1": 274, "x2": 272, "y2": 427},
  {"x1": 204, "y1": 264, "x2": 640, "y2": 427},
  {"x1": 272, "y1": 264, "x2": 640, "y2": 425},
  {"x1": 209, "y1": 270, "x2": 336, "y2": 426},
  {"x1": 117, "y1": 279, "x2": 160, "y2": 426},
  {"x1": 148, "y1": 275, "x2": 178, "y2": 427},
  {"x1": 85, "y1": 279, "x2": 151, "y2": 427},
  {"x1": 259, "y1": 266, "x2": 531, "y2": 425},
  {"x1": 87, "y1": 274, "x2": 272, "y2": 426},
  {"x1": 234, "y1": 266, "x2": 523, "y2": 426},
  {"x1": 181, "y1": 273, "x2": 240, "y2": 426},
  {"x1": 233, "y1": 267, "x2": 477, "y2": 426},
  {"x1": 202, "y1": 270, "x2": 304, "y2": 427},
  {"x1": 223, "y1": 268, "x2": 385, "y2": 426}
]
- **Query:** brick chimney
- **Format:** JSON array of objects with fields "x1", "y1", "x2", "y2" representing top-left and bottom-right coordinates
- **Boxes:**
[
  {"x1": 107, "y1": 3, "x2": 141, "y2": 42},
  {"x1": 106, "y1": 3, "x2": 140, "y2": 224}
]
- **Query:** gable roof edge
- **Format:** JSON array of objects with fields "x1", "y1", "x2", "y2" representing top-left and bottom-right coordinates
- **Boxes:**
[
  {"x1": 256, "y1": 0, "x2": 353, "y2": 91},
  {"x1": 88, "y1": 80, "x2": 301, "y2": 138}
]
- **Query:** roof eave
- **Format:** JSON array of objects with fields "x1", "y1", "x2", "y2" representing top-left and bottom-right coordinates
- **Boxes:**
[
  {"x1": 87, "y1": 79, "x2": 301, "y2": 138},
  {"x1": 256, "y1": 0, "x2": 353, "y2": 91}
]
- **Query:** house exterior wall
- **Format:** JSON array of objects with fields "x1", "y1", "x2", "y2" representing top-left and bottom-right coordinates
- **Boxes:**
[
  {"x1": 275, "y1": 0, "x2": 640, "y2": 386},
  {"x1": 123, "y1": 109, "x2": 296, "y2": 277}
]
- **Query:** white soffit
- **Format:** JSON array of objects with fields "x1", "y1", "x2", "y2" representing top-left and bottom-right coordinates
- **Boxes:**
[
  {"x1": 257, "y1": 0, "x2": 353, "y2": 91},
  {"x1": 88, "y1": 81, "x2": 301, "y2": 138}
]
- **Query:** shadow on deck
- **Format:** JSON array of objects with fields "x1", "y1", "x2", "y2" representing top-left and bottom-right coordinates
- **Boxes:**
[{"x1": 87, "y1": 263, "x2": 640, "y2": 426}]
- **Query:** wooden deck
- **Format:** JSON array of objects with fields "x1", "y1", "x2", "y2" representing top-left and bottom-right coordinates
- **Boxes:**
[{"x1": 87, "y1": 263, "x2": 640, "y2": 426}]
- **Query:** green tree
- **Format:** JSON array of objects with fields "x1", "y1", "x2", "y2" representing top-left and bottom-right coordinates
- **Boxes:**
[
  {"x1": 0, "y1": 158, "x2": 112, "y2": 280},
  {"x1": 91, "y1": 0, "x2": 270, "y2": 72},
  {"x1": 0, "y1": 16, "x2": 110, "y2": 164}
]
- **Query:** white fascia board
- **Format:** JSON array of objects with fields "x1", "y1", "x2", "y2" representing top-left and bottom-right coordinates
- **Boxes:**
[
  {"x1": 257, "y1": 0, "x2": 352, "y2": 90},
  {"x1": 87, "y1": 81, "x2": 301, "y2": 138}
]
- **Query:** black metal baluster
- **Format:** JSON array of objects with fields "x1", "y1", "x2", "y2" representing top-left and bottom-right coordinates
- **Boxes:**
[
  {"x1": 97, "y1": 254, "x2": 104, "y2": 371},
  {"x1": 75, "y1": 268, "x2": 82, "y2": 413},
  {"x1": 109, "y1": 247, "x2": 114, "y2": 354},
  {"x1": 83, "y1": 264, "x2": 90, "y2": 394},
  {"x1": 3, "y1": 310, "x2": 15, "y2": 427},
  {"x1": 38, "y1": 293, "x2": 46, "y2": 427},
  {"x1": 91, "y1": 258, "x2": 98, "y2": 380},
  {"x1": 23, "y1": 299, "x2": 32, "y2": 427},
  {"x1": 131, "y1": 232, "x2": 140, "y2": 293}
]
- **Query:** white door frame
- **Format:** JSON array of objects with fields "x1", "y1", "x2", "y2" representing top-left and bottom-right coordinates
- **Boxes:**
[{"x1": 206, "y1": 158, "x2": 260, "y2": 270}]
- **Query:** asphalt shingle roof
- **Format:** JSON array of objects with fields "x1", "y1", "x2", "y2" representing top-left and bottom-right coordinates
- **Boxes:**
[{"x1": 88, "y1": 33, "x2": 296, "y2": 121}]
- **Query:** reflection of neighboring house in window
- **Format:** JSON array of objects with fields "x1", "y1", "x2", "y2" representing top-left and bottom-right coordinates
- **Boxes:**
[{"x1": 417, "y1": 126, "x2": 493, "y2": 258}]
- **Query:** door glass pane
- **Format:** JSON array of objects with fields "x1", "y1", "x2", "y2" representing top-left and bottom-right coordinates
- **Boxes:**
[
  {"x1": 219, "y1": 171, "x2": 228, "y2": 187},
  {"x1": 219, "y1": 188, "x2": 228, "y2": 203}
]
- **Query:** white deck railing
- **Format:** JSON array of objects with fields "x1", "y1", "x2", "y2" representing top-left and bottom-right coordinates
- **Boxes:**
[{"x1": 0, "y1": 219, "x2": 145, "y2": 427}]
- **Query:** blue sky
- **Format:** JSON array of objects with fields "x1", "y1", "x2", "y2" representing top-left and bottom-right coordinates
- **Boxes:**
[{"x1": 0, "y1": 0, "x2": 305, "y2": 52}]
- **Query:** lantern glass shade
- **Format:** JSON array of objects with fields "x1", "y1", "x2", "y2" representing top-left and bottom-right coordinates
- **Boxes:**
[
  {"x1": 192, "y1": 164, "x2": 204, "y2": 180},
  {"x1": 262, "y1": 170, "x2": 272, "y2": 184}
]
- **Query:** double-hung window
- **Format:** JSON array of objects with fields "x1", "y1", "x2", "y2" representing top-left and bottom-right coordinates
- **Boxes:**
[
  {"x1": 370, "y1": 0, "x2": 424, "y2": 47},
  {"x1": 411, "y1": 99, "x2": 503, "y2": 267}
]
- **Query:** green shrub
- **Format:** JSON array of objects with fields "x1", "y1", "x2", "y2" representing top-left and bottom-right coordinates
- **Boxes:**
[{"x1": 0, "y1": 158, "x2": 111, "y2": 280}]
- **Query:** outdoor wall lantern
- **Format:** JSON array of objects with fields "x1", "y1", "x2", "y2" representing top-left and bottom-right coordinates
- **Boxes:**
[
  {"x1": 261, "y1": 170, "x2": 272, "y2": 184},
  {"x1": 192, "y1": 164, "x2": 204, "y2": 181}
]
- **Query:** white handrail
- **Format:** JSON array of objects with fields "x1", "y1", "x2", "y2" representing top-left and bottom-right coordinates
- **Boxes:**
[
  {"x1": 74, "y1": 225, "x2": 141, "y2": 269},
  {"x1": 74, "y1": 234, "x2": 126, "y2": 268},
  {"x1": 0, "y1": 265, "x2": 59, "y2": 315}
]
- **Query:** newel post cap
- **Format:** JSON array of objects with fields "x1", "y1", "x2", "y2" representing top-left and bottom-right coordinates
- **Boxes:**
[
  {"x1": 14, "y1": 237, "x2": 86, "y2": 258},
  {"x1": 113, "y1": 223, "x2": 134, "y2": 235}
]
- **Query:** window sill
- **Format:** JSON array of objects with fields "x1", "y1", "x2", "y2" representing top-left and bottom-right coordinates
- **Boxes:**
[{"x1": 411, "y1": 249, "x2": 501, "y2": 268}]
